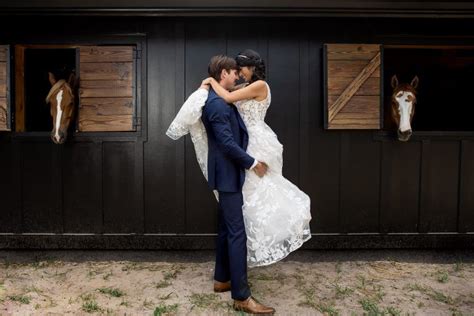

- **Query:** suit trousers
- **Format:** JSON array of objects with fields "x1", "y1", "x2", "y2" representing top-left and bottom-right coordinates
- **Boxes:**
[{"x1": 214, "y1": 190, "x2": 251, "y2": 300}]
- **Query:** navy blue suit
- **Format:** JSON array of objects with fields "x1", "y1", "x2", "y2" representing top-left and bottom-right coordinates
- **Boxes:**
[{"x1": 201, "y1": 88, "x2": 254, "y2": 300}]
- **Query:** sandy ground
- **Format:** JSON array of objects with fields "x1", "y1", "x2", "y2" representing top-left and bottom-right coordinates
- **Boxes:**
[{"x1": 0, "y1": 249, "x2": 473, "y2": 315}]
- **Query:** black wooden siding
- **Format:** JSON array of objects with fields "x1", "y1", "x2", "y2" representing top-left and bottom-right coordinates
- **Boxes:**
[{"x1": 0, "y1": 16, "x2": 473, "y2": 249}]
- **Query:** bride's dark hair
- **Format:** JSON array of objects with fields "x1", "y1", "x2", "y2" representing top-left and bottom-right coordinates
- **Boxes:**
[{"x1": 235, "y1": 49, "x2": 266, "y2": 83}]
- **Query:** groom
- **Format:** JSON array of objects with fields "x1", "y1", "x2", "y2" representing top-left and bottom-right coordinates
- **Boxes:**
[{"x1": 200, "y1": 55, "x2": 275, "y2": 315}]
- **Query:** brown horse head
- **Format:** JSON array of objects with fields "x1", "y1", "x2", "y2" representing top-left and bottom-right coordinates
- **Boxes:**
[
  {"x1": 391, "y1": 75, "x2": 419, "y2": 142},
  {"x1": 46, "y1": 72, "x2": 76, "y2": 144}
]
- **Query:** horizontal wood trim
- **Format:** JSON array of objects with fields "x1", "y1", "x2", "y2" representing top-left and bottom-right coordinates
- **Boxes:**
[
  {"x1": 0, "y1": 233, "x2": 472, "y2": 250},
  {"x1": 80, "y1": 62, "x2": 133, "y2": 81},
  {"x1": 80, "y1": 80, "x2": 133, "y2": 97},
  {"x1": 328, "y1": 61, "x2": 380, "y2": 78},
  {"x1": 80, "y1": 46, "x2": 134, "y2": 63},
  {"x1": 80, "y1": 98, "x2": 133, "y2": 116},
  {"x1": 328, "y1": 123, "x2": 382, "y2": 129},
  {"x1": 79, "y1": 114, "x2": 133, "y2": 131},
  {"x1": 328, "y1": 76, "x2": 379, "y2": 96},
  {"x1": 326, "y1": 44, "x2": 380, "y2": 60}
]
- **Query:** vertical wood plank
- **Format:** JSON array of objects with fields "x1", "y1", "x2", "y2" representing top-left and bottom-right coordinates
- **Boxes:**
[
  {"x1": 419, "y1": 140, "x2": 459, "y2": 232},
  {"x1": 380, "y1": 141, "x2": 421, "y2": 233},
  {"x1": 144, "y1": 21, "x2": 186, "y2": 233},
  {"x1": 21, "y1": 142, "x2": 62, "y2": 233},
  {"x1": 103, "y1": 142, "x2": 141, "y2": 233},
  {"x1": 267, "y1": 23, "x2": 300, "y2": 185},
  {"x1": 62, "y1": 142, "x2": 102, "y2": 233},
  {"x1": 458, "y1": 140, "x2": 474, "y2": 232},
  {"x1": 340, "y1": 132, "x2": 381, "y2": 233},
  {"x1": 184, "y1": 21, "x2": 226, "y2": 234},
  {"x1": 0, "y1": 142, "x2": 21, "y2": 232}
]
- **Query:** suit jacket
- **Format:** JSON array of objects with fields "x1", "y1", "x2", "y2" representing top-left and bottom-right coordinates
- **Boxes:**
[{"x1": 201, "y1": 88, "x2": 255, "y2": 192}]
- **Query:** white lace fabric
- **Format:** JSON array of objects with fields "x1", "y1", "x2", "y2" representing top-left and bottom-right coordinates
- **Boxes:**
[{"x1": 166, "y1": 83, "x2": 312, "y2": 268}]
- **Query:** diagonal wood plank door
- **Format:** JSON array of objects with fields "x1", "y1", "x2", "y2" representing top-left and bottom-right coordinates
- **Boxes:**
[{"x1": 325, "y1": 44, "x2": 382, "y2": 129}]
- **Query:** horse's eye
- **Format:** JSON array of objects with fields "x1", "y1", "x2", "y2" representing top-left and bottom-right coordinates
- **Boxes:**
[{"x1": 396, "y1": 93, "x2": 403, "y2": 98}]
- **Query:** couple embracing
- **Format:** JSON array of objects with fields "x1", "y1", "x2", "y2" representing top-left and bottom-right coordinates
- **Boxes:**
[{"x1": 167, "y1": 50, "x2": 312, "y2": 314}]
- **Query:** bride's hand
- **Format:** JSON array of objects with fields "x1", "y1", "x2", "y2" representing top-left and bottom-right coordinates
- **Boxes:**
[
  {"x1": 202, "y1": 77, "x2": 213, "y2": 85},
  {"x1": 199, "y1": 77, "x2": 213, "y2": 90}
]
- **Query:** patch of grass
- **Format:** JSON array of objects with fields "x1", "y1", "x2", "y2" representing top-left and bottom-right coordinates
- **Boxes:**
[
  {"x1": 120, "y1": 300, "x2": 130, "y2": 307},
  {"x1": 82, "y1": 300, "x2": 101, "y2": 313},
  {"x1": 454, "y1": 261, "x2": 464, "y2": 272},
  {"x1": 429, "y1": 289, "x2": 454, "y2": 305},
  {"x1": 144, "y1": 298, "x2": 156, "y2": 309},
  {"x1": 335, "y1": 261, "x2": 342, "y2": 274},
  {"x1": 189, "y1": 293, "x2": 226, "y2": 310},
  {"x1": 251, "y1": 272, "x2": 286, "y2": 284},
  {"x1": 386, "y1": 306, "x2": 401, "y2": 316},
  {"x1": 297, "y1": 286, "x2": 339, "y2": 315},
  {"x1": 356, "y1": 274, "x2": 369, "y2": 289},
  {"x1": 291, "y1": 273, "x2": 304, "y2": 282},
  {"x1": 405, "y1": 283, "x2": 454, "y2": 305},
  {"x1": 8, "y1": 294, "x2": 31, "y2": 304},
  {"x1": 359, "y1": 298, "x2": 384, "y2": 316},
  {"x1": 98, "y1": 287, "x2": 125, "y2": 297},
  {"x1": 156, "y1": 280, "x2": 172, "y2": 289},
  {"x1": 158, "y1": 292, "x2": 177, "y2": 300},
  {"x1": 162, "y1": 264, "x2": 185, "y2": 281},
  {"x1": 122, "y1": 262, "x2": 167, "y2": 272},
  {"x1": 333, "y1": 283, "x2": 354, "y2": 299},
  {"x1": 449, "y1": 307, "x2": 463, "y2": 316},
  {"x1": 435, "y1": 270, "x2": 449, "y2": 283},
  {"x1": 80, "y1": 292, "x2": 103, "y2": 313},
  {"x1": 103, "y1": 271, "x2": 113, "y2": 280},
  {"x1": 153, "y1": 303, "x2": 179, "y2": 316}
]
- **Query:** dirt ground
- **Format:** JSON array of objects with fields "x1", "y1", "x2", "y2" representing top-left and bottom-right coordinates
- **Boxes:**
[{"x1": 0, "y1": 249, "x2": 473, "y2": 315}]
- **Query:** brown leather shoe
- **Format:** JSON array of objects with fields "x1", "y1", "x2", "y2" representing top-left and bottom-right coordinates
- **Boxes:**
[
  {"x1": 213, "y1": 280, "x2": 231, "y2": 292},
  {"x1": 233, "y1": 296, "x2": 275, "y2": 315}
]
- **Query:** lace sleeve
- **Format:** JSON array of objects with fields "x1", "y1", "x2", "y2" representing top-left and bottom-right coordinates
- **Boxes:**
[{"x1": 166, "y1": 88, "x2": 209, "y2": 140}]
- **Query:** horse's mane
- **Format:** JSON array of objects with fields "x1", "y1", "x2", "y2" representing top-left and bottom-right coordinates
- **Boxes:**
[{"x1": 45, "y1": 79, "x2": 73, "y2": 104}]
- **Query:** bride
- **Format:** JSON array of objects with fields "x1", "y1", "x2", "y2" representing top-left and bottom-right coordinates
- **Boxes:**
[{"x1": 167, "y1": 49, "x2": 312, "y2": 268}]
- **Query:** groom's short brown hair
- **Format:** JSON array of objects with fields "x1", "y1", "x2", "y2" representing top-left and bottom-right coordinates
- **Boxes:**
[{"x1": 208, "y1": 55, "x2": 238, "y2": 82}]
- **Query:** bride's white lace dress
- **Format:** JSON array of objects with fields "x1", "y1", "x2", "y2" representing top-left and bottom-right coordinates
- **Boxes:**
[{"x1": 166, "y1": 82, "x2": 312, "y2": 268}]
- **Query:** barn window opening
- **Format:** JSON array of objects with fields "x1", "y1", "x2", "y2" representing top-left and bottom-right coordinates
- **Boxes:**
[
  {"x1": 383, "y1": 46, "x2": 474, "y2": 132},
  {"x1": 22, "y1": 48, "x2": 76, "y2": 132}
]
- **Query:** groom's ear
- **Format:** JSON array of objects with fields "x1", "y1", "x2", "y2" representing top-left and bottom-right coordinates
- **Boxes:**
[{"x1": 220, "y1": 69, "x2": 227, "y2": 81}]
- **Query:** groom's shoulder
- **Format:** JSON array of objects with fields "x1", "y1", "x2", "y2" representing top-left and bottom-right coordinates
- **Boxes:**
[{"x1": 205, "y1": 89, "x2": 226, "y2": 108}]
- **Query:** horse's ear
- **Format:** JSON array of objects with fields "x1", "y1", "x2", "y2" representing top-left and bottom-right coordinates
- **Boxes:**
[
  {"x1": 67, "y1": 72, "x2": 76, "y2": 88},
  {"x1": 48, "y1": 72, "x2": 56, "y2": 86},
  {"x1": 411, "y1": 75, "x2": 419, "y2": 89},
  {"x1": 391, "y1": 75, "x2": 398, "y2": 89}
]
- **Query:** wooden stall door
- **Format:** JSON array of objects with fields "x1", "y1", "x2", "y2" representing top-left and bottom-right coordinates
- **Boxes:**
[
  {"x1": 325, "y1": 44, "x2": 382, "y2": 129},
  {"x1": 78, "y1": 46, "x2": 136, "y2": 132}
]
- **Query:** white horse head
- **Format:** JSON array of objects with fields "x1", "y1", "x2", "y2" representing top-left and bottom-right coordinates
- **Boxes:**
[{"x1": 391, "y1": 75, "x2": 419, "y2": 141}]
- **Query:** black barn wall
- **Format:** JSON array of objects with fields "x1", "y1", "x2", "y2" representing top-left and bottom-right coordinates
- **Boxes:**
[{"x1": 0, "y1": 16, "x2": 473, "y2": 249}]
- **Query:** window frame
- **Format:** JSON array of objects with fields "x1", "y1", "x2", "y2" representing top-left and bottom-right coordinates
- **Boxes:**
[{"x1": 8, "y1": 37, "x2": 146, "y2": 143}]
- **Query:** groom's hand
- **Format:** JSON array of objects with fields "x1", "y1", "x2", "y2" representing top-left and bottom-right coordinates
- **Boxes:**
[{"x1": 253, "y1": 161, "x2": 268, "y2": 178}]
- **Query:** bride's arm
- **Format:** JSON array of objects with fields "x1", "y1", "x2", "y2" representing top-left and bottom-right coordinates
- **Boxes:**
[
  {"x1": 207, "y1": 78, "x2": 266, "y2": 103},
  {"x1": 231, "y1": 82, "x2": 248, "y2": 91}
]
